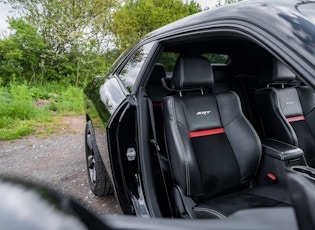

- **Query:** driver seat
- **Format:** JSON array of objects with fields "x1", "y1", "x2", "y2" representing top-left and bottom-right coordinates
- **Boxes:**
[{"x1": 162, "y1": 55, "x2": 290, "y2": 219}]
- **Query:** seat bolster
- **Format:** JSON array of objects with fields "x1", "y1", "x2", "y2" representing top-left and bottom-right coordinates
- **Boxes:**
[
  {"x1": 193, "y1": 206, "x2": 227, "y2": 219},
  {"x1": 295, "y1": 86, "x2": 315, "y2": 114},
  {"x1": 173, "y1": 185, "x2": 197, "y2": 219},
  {"x1": 216, "y1": 92, "x2": 261, "y2": 183},
  {"x1": 255, "y1": 88, "x2": 298, "y2": 145},
  {"x1": 162, "y1": 96, "x2": 202, "y2": 196}
]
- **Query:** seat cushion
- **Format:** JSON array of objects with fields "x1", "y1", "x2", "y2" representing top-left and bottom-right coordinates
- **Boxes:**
[{"x1": 193, "y1": 185, "x2": 291, "y2": 219}]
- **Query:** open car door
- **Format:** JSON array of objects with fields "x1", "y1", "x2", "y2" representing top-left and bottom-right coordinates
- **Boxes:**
[{"x1": 107, "y1": 94, "x2": 149, "y2": 216}]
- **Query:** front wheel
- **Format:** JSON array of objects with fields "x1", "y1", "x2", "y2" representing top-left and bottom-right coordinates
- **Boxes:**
[{"x1": 85, "y1": 121, "x2": 112, "y2": 196}]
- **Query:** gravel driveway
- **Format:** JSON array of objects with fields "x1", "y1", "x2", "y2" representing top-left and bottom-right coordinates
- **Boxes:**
[{"x1": 0, "y1": 115, "x2": 122, "y2": 215}]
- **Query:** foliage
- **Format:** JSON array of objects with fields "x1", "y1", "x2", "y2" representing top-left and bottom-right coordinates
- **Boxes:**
[
  {"x1": 49, "y1": 86, "x2": 85, "y2": 114},
  {"x1": 2, "y1": 0, "x2": 119, "y2": 86},
  {"x1": 0, "y1": 0, "x2": 204, "y2": 139},
  {"x1": 0, "y1": 0, "x2": 202, "y2": 86},
  {"x1": 110, "y1": 0, "x2": 202, "y2": 51},
  {"x1": 216, "y1": 0, "x2": 242, "y2": 7},
  {"x1": 0, "y1": 82, "x2": 85, "y2": 140},
  {"x1": 6, "y1": 0, "x2": 117, "y2": 54},
  {"x1": 0, "y1": 18, "x2": 47, "y2": 85},
  {"x1": 202, "y1": 53, "x2": 230, "y2": 64}
]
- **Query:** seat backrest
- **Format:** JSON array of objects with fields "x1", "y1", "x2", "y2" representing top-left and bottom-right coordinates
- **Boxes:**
[
  {"x1": 212, "y1": 65, "x2": 233, "y2": 94},
  {"x1": 162, "y1": 55, "x2": 261, "y2": 202},
  {"x1": 294, "y1": 87, "x2": 315, "y2": 166},
  {"x1": 255, "y1": 59, "x2": 315, "y2": 167},
  {"x1": 147, "y1": 63, "x2": 168, "y2": 103}
]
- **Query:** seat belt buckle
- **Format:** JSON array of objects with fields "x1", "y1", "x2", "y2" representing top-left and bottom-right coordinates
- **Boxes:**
[{"x1": 265, "y1": 173, "x2": 277, "y2": 184}]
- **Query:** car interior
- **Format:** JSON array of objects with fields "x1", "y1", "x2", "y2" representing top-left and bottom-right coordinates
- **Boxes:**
[{"x1": 143, "y1": 34, "x2": 315, "y2": 219}]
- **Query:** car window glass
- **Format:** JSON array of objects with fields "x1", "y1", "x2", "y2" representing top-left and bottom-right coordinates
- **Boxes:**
[
  {"x1": 158, "y1": 52, "x2": 179, "y2": 79},
  {"x1": 158, "y1": 52, "x2": 179, "y2": 72},
  {"x1": 202, "y1": 53, "x2": 229, "y2": 64},
  {"x1": 118, "y1": 42, "x2": 155, "y2": 92},
  {"x1": 157, "y1": 52, "x2": 229, "y2": 79},
  {"x1": 298, "y1": 3, "x2": 315, "y2": 23}
]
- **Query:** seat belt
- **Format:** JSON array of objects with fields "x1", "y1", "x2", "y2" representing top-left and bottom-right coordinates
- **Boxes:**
[{"x1": 147, "y1": 97, "x2": 173, "y2": 217}]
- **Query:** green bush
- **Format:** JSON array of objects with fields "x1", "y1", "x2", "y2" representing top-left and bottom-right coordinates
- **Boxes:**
[
  {"x1": 9, "y1": 82, "x2": 33, "y2": 101},
  {"x1": 0, "y1": 83, "x2": 50, "y2": 121},
  {"x1": 0, "y1": 82, "x2": 85, "y2": 140},
  {"x1": 0, "y1": 126, "x2": 35, "y2": 140},
  {"x1": 0, "y1": 117, "x2": 14, "y2": 129},
  {"x1": 0, "y1": 116, "x2": 35, "y2": 140},
  {"x1": 2, "y1": 100, "x2": 37, "y2": 120},
  {"x1": 54, "y1": 86, "x2": 85, "y2": 114}
]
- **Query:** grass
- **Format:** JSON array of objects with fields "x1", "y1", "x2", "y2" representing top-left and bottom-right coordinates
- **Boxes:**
[{"x1": 0, "y1": 82, "x2": 85, "y2": 140}]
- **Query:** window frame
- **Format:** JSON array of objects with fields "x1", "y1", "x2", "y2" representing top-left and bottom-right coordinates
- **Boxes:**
[{"x1": 115, "y1": 41, "x2": 156, "y2": 93}]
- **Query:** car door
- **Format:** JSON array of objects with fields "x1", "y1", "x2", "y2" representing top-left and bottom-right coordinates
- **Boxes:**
[{"x1": 106, "y1": 41, "x2": 155, "y2": 215}]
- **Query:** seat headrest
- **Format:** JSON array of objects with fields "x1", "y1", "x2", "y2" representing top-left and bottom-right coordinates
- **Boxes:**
[
  {"x1": 172, "y1": 55, "x2": 214, "y2": 90},
  {"x1": 260, "y1": 59, "x2": 295, "y2": 85},
  {"x1": 148, "y1": 63, "x2": 166, "y2": 84},
  {"x1": 213, "y1": 65, "x2": 231, "y2": 82}
]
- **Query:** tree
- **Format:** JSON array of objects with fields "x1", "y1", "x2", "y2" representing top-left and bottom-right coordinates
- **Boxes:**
[
  {"x1": 0, "y1": 18, "x2": 47, "y2": 85},
  {"x1": 4, "y1": 0, "x2": 117, "y2": 53},
  {"x1": 3, "y1": 0, "x2": 119, "y2": 86},
  {"x1": 1, "y1": 0, "x2": 201, "y2": 86},
  {"x1": 110, "y1": 0, "x2": 201, "y2": 51},
  {"x1": 216, "y1": 0, "x2": 242, "y2": 7}
]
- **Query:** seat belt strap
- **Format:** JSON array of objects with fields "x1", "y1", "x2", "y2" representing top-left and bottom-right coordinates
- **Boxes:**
[{"x1": 147, "y1": 97, "x2": 173, "y2": 217}]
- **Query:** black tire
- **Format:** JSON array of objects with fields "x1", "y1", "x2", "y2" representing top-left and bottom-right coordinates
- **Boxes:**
[{"x1": 85, "y1": 121, "x2": 113, "y2": 196}]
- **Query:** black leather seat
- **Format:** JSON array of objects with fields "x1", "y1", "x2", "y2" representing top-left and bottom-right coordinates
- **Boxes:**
[
  {"x1": 147, "y1": 63, "x2": 168, "y2": 104},
  {"x1": 255, "y1": 59, "x2": 315, "y2": 167},
  {"x1": 162, "y1": 55, "x2": 290, "y2": 219}
]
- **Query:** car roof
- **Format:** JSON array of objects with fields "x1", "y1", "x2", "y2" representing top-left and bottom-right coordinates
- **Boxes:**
[
  {"x1": 145, "y1": 0, "x2": 306, "y2": 39},
  {"x1": 135, "y1": 0, "x2": 315, "y2": 84}
]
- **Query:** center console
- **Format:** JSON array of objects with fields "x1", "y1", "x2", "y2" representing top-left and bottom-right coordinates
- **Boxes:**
[{"x1": 256, "y1": 138, "x2": 315, "y2": 185}]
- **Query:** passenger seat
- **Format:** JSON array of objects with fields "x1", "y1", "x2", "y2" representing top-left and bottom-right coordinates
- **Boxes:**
[{"x1": 255, "y1": 59, "x2": 315, "y2": 167}]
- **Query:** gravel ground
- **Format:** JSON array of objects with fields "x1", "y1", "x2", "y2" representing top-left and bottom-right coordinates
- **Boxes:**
[{"x1": 0, "y1": 115, "x2": 122, "y2": 216}]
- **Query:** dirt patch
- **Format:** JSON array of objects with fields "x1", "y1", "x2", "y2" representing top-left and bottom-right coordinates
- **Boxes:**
[
  {"x1": 0, "y1": 115, "x2": 122, "y2": 215},
  {"x1": 34, "y1": 99, "x2": 50, "y2": 107}
]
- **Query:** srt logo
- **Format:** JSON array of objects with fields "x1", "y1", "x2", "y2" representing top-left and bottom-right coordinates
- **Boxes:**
[{"x1": 196, "y1": 111, "x2": 211, "y2": 116}]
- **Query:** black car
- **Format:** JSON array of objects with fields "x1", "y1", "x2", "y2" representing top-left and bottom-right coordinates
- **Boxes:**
[{"x1": 84, "y1": 0, "x2": 315, "y2": 227}]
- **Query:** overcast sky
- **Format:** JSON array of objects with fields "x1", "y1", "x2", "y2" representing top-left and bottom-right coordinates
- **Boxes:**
[{"x1": 0, "y1": 0, "x2": 218, "y2": 35}]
